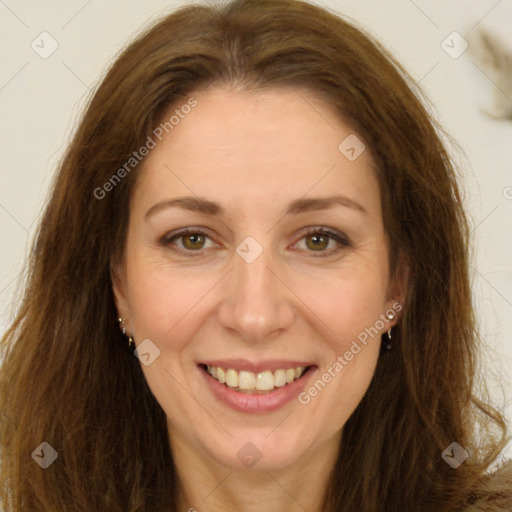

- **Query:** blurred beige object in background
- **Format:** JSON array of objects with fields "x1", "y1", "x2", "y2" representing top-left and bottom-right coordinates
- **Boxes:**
[{"x1": 468, "y1": 6, "x2": 512, "y2": 120}]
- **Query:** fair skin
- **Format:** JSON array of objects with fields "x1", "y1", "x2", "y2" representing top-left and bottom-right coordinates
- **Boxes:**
[{"x1": 112, "y1": 85, "x2": 404, "y2": 512}]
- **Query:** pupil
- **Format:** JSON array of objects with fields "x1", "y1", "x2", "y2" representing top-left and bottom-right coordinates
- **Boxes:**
[
  {"x1": 309, "y1": 234, "x2": 327, "y2": 250},
  {"x1": 186, "y1": 234, "x2": 203, "y2": 249}
]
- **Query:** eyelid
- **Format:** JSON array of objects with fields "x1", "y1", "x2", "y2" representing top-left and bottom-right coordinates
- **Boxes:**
[
  {"x1": 160, "y1": 227, "x2": 216, "y2": 256},
  {"x1": 300, "y1": 226, "x2": 350, "y2": 244},
  {"x1": 294, "y1": 226, "x2": 351, "y2": 258},
  {"x1": 160, "y1": 226, "x2": 212, "y2": 243},
  {"x1": 160, "y1": 225, "x2": 351, "y2": 257}
]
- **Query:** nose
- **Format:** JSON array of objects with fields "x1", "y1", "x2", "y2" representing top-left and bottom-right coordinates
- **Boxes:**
[{"x1": 217, "y1": 242, "x2": 295, "y2": 343}]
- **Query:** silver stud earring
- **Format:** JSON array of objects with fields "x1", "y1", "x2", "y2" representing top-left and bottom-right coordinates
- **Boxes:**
[
  {"x1": 384, "y1": 311, "x2": 395, "y2": 350},
  {"x1": 118, "y1": 317, "x2": 134, "y2": 348},
  {"x1": 383, "y1": 329, "x2": 392, "y2": 350}
]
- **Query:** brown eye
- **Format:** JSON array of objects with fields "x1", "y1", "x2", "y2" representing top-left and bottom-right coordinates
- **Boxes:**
[
  {"x1": 295, "y1": 227, "x2": 351, "y2": 258},
  {"x1": 161, "y1": 228, "x2": 214, "y2": 254},
  {"x1": 181, "y1": 233, "x2": 206, "y2": 250},
  {"x1": 305, "y1": 233, "x2": 330, "y2": 251}
]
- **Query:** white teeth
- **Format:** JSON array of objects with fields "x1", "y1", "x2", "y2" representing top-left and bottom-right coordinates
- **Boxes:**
[
  {"x1": 256, "y1": 371, "x2": 274, "y2": 391},
  {"x1": 205, "y1": 365, "x2": 307, "y2": 393},
  {"x1": 225, "y1": 368, "x2": 238, "y2": 388},
  {"x1": 273, "y1": 369, "x2": 287, "y2": 387},
  {"x1": 239, "y1": 371, "x2": 256, "y2": 390}
]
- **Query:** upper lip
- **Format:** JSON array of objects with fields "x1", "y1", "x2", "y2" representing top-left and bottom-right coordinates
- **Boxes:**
[{"x1": 198, "y1": 359, "x2": 315, "y2": 373}]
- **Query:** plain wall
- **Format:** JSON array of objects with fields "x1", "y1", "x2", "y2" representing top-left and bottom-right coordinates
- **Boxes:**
[{"x1": 1, "y1": 0, "x2": 511, "y2": 461}]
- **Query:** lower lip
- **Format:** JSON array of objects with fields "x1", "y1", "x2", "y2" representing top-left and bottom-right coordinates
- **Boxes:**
[{"x1": 198, "y1": 365, "x2": 317, "y2": 413}]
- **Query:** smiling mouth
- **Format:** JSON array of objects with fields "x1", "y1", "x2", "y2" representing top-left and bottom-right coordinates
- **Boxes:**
[{"x1": 199, "y1": 363, "x2": 313, "y2": 394}]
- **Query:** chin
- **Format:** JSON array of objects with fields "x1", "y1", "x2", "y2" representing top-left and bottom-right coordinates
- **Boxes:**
[{"x1": 202, "y1": 427, "x2": 315, "y2": 472}]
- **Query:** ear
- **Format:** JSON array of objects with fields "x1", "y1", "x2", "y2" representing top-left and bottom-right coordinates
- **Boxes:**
[
  {"x1": 110, "y1": 259, "x2": 131, "y2": 329},
  {"x1": 386, "y1": 250, "x2": 409, "y2": 326}
]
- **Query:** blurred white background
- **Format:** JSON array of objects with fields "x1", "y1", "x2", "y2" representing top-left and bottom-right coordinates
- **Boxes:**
[{"x1": 1, "y1": 0, "x2": 511, "y2": 459}]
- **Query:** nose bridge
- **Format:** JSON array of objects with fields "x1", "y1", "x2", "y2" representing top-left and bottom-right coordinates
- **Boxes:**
[{"x1": 218, "y1": 238, "x2": 294, "y2": 341}]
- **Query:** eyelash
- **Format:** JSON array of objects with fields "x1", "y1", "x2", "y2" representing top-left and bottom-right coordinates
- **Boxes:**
[{"x1": 160, "y1": 226, "x2": 351, "y2": 258}]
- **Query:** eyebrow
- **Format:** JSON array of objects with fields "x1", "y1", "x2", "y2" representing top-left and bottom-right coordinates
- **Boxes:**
[{"x1": 144, "y1": 194, "x2": 368, "y2": 219}]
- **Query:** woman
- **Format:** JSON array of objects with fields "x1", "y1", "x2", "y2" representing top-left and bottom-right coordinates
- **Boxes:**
[{"x1": 1, "y1": 0, "x2": 510, "y2": 510}]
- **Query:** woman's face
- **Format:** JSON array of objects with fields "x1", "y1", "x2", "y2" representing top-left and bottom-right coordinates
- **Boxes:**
[{"x1": 113, "y1": 85, "x2": 402, "y2": 471}]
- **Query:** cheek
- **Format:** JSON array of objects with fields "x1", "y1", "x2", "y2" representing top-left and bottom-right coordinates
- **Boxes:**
[
  {"x1": 321, "y1": 349, "x2": 380, "y2": 434},
  {"x1": 125, "y1": 252, "x2": 223, "y2": 354},
  {"x1": 293, "y1": 266, "x2": 387, "y2": 418},
  {"x1": 127, "y1": 272, "x2": 191, "y2": 336},
  {"x1": 301, "y1": 281, "x2": 384, "y2": 430},
  {"x1": 297, "y1": 264, "x2": 389, "y2": 342}
]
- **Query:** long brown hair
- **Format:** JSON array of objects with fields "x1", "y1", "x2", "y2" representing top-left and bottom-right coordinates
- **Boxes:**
[{"x1": 0, "y1": 0, "x2": 508, "y2": 510}]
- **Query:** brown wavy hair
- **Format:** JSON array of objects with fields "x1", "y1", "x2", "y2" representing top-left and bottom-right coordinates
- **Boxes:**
[{"x1": 0, "y1": 0, "x2": 508, "y2": 510}]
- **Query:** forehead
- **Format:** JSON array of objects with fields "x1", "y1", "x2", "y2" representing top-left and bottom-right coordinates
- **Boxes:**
[{"x1": 132, "y1": 85, "x2": 380, "y2": 219}]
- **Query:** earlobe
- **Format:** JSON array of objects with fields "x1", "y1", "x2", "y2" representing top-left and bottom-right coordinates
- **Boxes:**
[
  {"x1": 389, "y1": 250, "x2": 409, "y2": 316},
  {"x1": 110, "y1": 261, "x2": 130, "y2": 322}
]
